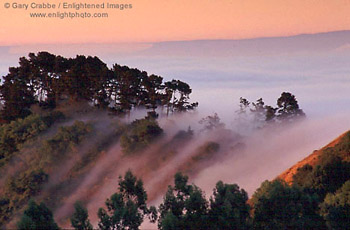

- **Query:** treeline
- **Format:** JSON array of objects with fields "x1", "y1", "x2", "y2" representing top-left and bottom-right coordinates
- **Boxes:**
[
  {"x1": 15, "y1": 131, "x2": 350, "y2": 230},
  {"x1": 0, "y1": 114, "x2": 93, "y2": 225},
  {"x1": 17, "y1": 162, "x2": 350, "y2": 230},
  {"x1": 0, "y1": 52, "x2": 198, "y2": 122},
  {"x1": 235, "y1": 92, "x2": 305, "y2": 131}
]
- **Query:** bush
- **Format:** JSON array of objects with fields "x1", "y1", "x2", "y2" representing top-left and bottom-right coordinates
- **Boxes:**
[
  {"x1": 17, "y1": 200, "x2": 59, "y2": 230},
  {"x1": 38, "y1": 120, "x2": 92, "y2": 167},
  {"x1": 120, "y1": 118, "x2": 163, "y2": 154},
  {"x1": 5, "y1": 169, "x2": 48, "y2": 206},
  {"x1": 0, "y1": 112, "x2": 64, "y2": 167},
  {"x1": 320, "y1": 180, "x2": 350, "y2": 230},
  {"x1": 192, "y1": 141, "x2": 220, "y2": 162},
  {"x1": 251, "y1": 180, "x2": 325, "y2": 230},
  {"x1": 292, "y1": 132, "x2": 350, "y2": 199}
]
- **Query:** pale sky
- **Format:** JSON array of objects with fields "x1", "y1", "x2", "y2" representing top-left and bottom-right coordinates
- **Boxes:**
[{"x1": 1, "y1": 0, "x2": 350, "y2": 45}]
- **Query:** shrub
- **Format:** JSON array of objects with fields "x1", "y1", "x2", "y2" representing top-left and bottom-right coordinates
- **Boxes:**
[{"x1": 120, "y1": 118, "x2": 163, "y2": 154}]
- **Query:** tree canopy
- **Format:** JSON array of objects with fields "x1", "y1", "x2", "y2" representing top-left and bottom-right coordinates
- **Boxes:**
[
  {"x1": 0, "y1": 52, "x2": 198, "y2": 122},
  {"x1": 17, "y1": 199, "x2": 59, "y2": 230},
  {"x1": 97, "y1": 170, "x2": 155, "y2": 230}
]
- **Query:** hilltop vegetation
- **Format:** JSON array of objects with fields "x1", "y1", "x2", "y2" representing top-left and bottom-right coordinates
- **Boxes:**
[
  {"x1": 0, "y1": 52, "x2": 198, "y2": 123},
  {"x1": 2, "y1": 52, "x2": 348, "y2": 229},
  {"x1": 10, "y1": 129, "x2": 350, "y2": 230}
]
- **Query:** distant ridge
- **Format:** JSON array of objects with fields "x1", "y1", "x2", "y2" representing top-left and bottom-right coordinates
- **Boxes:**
[{"x1": 142, "y1": 30, "x2": 350, "y2": 56}]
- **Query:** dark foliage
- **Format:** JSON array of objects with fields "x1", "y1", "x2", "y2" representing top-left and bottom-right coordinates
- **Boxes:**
[
  {"x1": 0, "y1": 52, "x2": 197, "y2": 122},
  {"x1": 71, "y1": 201, "x2": 93, "y2": 230},
  {"x1": 251, "y1": 180, "x2": 326, "y2": 230},
  {"x1": 97, "y1": 170, "x2": 155, "y2": 230},
  {"x1": 320, "y1": 180, "x2": 350, "y2": 230},
  {"x1": 0, "y1": 111, "x2": 64, "y2": 167},
  {"x1": 17, "y1": 199, "x2": 59, "y2": 230},
  {"x1": 120, "y1": 118, "x2": 163, "y2": 154}
]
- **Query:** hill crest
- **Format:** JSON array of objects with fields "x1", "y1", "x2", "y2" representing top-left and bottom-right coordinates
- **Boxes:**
[{"x1": 278, "y1": 131, "x2": 350, "y2": 184}]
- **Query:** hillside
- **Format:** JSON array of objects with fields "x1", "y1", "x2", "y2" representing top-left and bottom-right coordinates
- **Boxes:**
[
  {"x1": 278, "y1": 131, "x2": 350, "y2": 184},
  {"x1": 1, "y1": 52, "x2": 349, "y2": 230}
]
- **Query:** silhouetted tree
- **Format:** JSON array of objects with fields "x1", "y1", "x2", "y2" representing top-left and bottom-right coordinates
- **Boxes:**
[
  {"x1": 208, "y1": 181, "x2": 250, "y2": 230},
  {"x1": 120, "y1": 118, "x2": 163, "y2": 154},
  {"x1": 17, "y1": 200, "x2": 59, "y2": 230},
  {"x1": 0, "y1": 52, "x2": 197, "y2": 121},
  {"x1": 199, "y1": 113, "x2": 225, "y2": 132},
  {"x1": 71, "y1": 201, "x2": 93, "y2": 230},
  {"x1": 158, "y1": 172, "x2": 208, "y2": 230},
  {"x1": 252, "y1": 180, "x2": 325, "y2": 230},
  {"x1": 320, "y1": 180, "x2": 350, "y2": 230},
  {"x1": 97, "y1": 170, "x2": 155, "y2": 230},
  {"x1": 276, "y1": 92, "x2": 305, "y2": 122},
  {"x1": 164, "y1": 80, "x2": 198, "y2": 116},
  {"x1": 0, "y1": 68, "x2": 35, "y2": 121}
]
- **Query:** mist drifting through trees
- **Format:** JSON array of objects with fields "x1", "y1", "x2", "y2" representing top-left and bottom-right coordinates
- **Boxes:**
[{"x1": 0, "y1": 52, "x2": 350, "y2": 229}]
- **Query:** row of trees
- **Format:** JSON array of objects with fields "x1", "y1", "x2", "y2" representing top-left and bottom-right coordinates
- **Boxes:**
[
  {"x1": 236, "y1": 92, "x2": 305, "y2": 129},
  {"x1": 0, "y1": 52, "x2": 198, "y2": 122},
  {"x1": 17, "y1": 171, "x2": 251, "y2": 230},
  {"x1": 17, "y1": 169, "x2": 350, "y2": 230}
]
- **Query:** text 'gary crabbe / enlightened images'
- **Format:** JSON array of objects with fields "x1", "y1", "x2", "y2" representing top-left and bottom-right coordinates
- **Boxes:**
[
  {"x1": 4, "y1": 2, "x2": 133, "y2": 19},
  {"x1": 6, "y1": 2, "x2": 132, "y2": 10}
]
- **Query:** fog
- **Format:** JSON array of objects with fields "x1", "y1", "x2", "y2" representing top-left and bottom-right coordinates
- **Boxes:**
[
  {"x1": 1, "y1": 30, "x2": 350, "y2": 229},
  {"x1": 1, "y1": 31, "x2": 349, "y2": 121}
]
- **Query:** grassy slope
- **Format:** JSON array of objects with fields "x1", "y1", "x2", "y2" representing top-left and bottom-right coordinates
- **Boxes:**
[{"x1": 278, "y1": 131, "x2": 350, "y2": 184}]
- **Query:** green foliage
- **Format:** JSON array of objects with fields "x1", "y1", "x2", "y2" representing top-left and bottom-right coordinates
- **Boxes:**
[
  {"x1": 38, "y1": 120, "x2": 92, "y2": 167},
  {"x1": 172, "y1": 127, "x2": 194, "y2": 141},
  {"x1": 198, "y1": 113, "x2": 225, "y2": 132},
  {"x1": 5, "y1": 169, "x2": 48, "y2": 205},
  {"x1": 276, "y1": 92, "x2": 305, "y2": 122},
  {"x1": 71, "y1": 201, "x2": 93, "y2": 230},
  {"x1": 17, "y1": 199, "x2": 59, "y2": 230},
  {"x1": 164, "y1": 79, "x2": 198, "y2": 116},
  {"x1": 192, "y1": 141, "x2": 220, "y2": 162},
  {"x1": 0, "y1": 169, "x2": 48, "y2": 226},
  {"x1": 293, "y1": 151, "x2": 350, "y2": 200},
  {"x1": 251, "y1": 180, "x2": 325, "y2": 230},
  {"x1": 0, "y1": 197, "x2": 12, "y2": 224},
  {"x1": 320, "y1": 180, "x2": 350, "y2": 230},
  {"x1": 322, "y1": 131, "x2": 350, "y2": 161},
  {"x1": 0, "y1": 120, "x2": 89, "y2": 226},
  {"x1": 0, "y1": 112, "x2": 64, "y2": 167},
  {"x1": 208, "y1": 181, "x2": 250, "y2": 230},
  {"x1": 236, "y1": 92, "x2": 305, "y2": 129},
  {"x1": 121, "y1": 118, "x2": 163, "y2": 154},
  {"x1": 292, "y1": 164, "x2": 313, "y2": 186},
  {"x1": 158, "y1": 172, "x2": 208, "y2": 230},
  {"x1": 97, "y1": 170, "x2": 153, "y2": 230}
]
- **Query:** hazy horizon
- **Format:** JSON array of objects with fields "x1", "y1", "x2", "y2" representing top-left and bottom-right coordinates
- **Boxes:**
[{"x1": 1, "y1": 30, "x2": 349, "y2": 120}]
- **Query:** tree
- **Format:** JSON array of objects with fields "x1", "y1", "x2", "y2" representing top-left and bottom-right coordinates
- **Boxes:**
[
  {"x1": 251, "y1": 180, "x2": 325, "y2": 230},
  {"x1": 1, "y1": 52, "x2": 197, "y2": 120},
  {"x1": 71, "y1": 201, "x2": 93, "y2": 230},
  {"x1": 158, "y1": 172, "x2": 208, "y2": 230},
  {"x1": 0, "y1": 68, "x2": 35, "y2": 122},
  {"x1": 320, "y1": 180, "x2": 350, "y2": 230},
  {"x1": 141, "y1": 74, "x2": 164, "y2": 116},
  {"x1": 208, "y1": 181, "x2": 250, "y2": 230},
  {"x1": 276, "y1": 92, "x2": 305, "y2": 122},
  {"x1": 293, "y1": 154, "x2": 350, "y2": 199},
  {"x1": 198, "y1": 113, "x2": 225, "y2": 132},
  {"x1": 120, "y1": 118, "x2": 163, "y2": 154},
  {"x1": 97, "y1": 170, "x2": 155, "y2": 230},
  {"x1": 250, "y1": 98, "x2": 266, "y2": 124},
  {"x1": 164, "y1": 80, "x2": 198, "y2": 116},
  {"x1": 17, "y1": 199, "x2": 59, "y2": 230}
]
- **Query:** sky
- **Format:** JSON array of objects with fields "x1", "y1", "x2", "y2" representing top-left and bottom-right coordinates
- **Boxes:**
[{"x1": 1, "y1": 0, "x2": 350, "y2": 45}]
